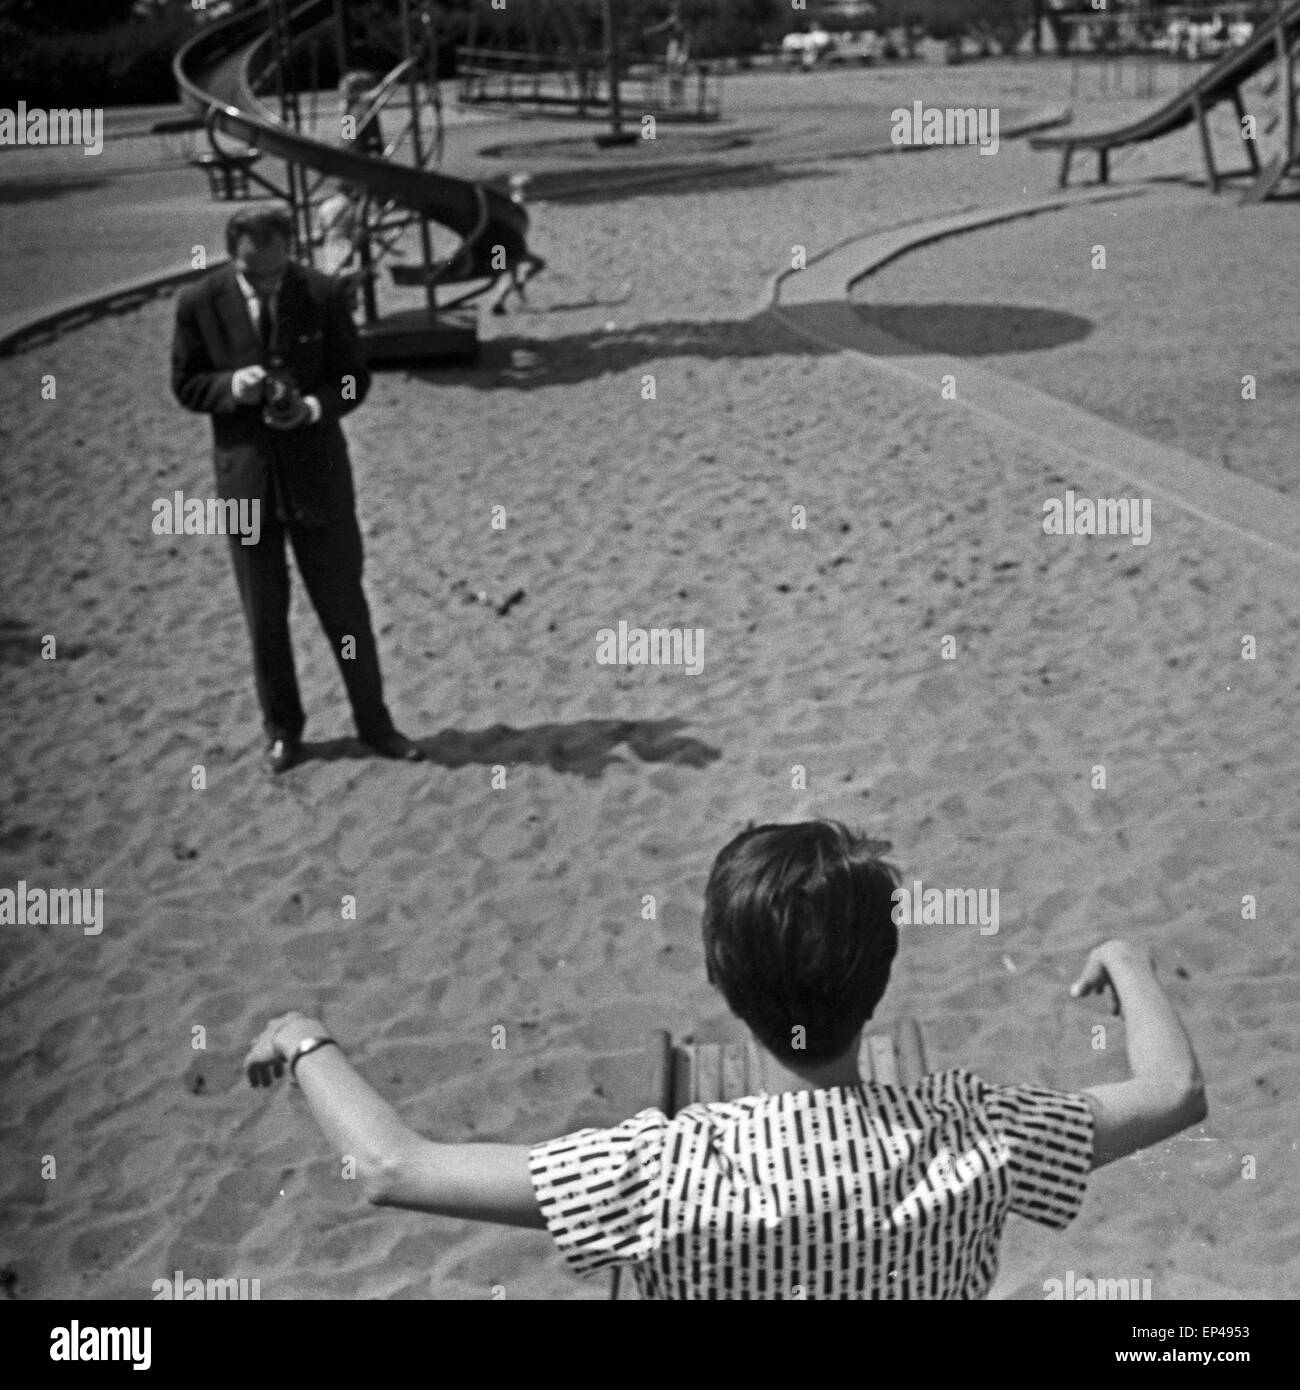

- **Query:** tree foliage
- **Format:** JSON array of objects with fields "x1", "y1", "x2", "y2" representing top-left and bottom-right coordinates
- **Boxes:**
[
  {"x1": 879, "y1": 0, "x2": 1035, "y2": 49},
  {"x1": 0, "y1": 0, "x2": 200, "y2": 105},
  {"x1": 0, "y1": 0, "x2": 140, "y2": 31}
]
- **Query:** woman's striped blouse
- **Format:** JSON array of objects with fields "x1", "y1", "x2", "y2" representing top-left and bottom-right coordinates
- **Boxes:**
[{"x1": 529, "y1": 1069, "x2": 1094, "y2": 1299}]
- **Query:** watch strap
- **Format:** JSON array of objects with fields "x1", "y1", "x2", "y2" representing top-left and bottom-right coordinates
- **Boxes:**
[{"x1": 289, "y1": 1035, "x2": 338, "y2": 1084}]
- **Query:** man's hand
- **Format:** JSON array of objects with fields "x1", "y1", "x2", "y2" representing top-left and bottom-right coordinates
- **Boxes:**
[
  {"x1": 231, "y1": 365, "x2": 267, "y2": 405},
  {"x1": 1069, "y1": 939, "x2": 1155, "y2": 1017},
  {"x1": 245, "y1": 1011, "x2": 327, "y2": 1087}
]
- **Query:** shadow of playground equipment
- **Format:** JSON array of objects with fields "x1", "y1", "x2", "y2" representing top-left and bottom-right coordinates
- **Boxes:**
[
  {"x1": 296, "y1": 717, "x2": 721, "y2": 779},
  {"x1": 0, "y1": 179, "x2": 107, "y2": 205},
  {"x1": 406, "y1": 298, "x2": 1094, "y2": 391},
  {"x1": 523, "y1": 161, "x2": 830, "y2": 206},
  {"x1": 848, "y1": 302, "x2": 1094, "y2": 356},
  {"x1": 411, "y1": 309, "x2": 833, "y2": 390}
]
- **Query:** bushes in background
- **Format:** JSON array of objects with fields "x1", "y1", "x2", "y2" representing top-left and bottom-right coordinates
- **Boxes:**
[{"x1": 0, "y1": 3, "x2": 201, "y2": 107}]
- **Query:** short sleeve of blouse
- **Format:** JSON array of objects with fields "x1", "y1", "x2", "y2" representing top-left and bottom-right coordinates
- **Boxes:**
[
  {"x1": 529, "y1": 1108, "x2": 668, "y2": 1278},
  {"x1": 982, "y1": 1080, "x2": 1094, "y2": 1229}
]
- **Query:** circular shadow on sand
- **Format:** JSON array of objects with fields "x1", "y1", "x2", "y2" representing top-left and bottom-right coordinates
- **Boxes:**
[
  {"x1": 527, "y1": 160, "x2": 829, "y2": 205},
  {"x1": 850, "y1": 302, "x2": 1094, "y2": 356}
]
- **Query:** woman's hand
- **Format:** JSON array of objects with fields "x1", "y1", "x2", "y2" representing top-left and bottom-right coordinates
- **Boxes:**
[
  {"x1": 1069, "y1": 940, "x2": 1155, "y2": 1017},
  {"x1": 245, "y1": 1011, "x2": 327, "y2": 1088}
]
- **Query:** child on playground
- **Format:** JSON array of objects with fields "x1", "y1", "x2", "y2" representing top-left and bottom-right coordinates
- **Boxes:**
[
  {"x1": 313, "y1": 72, "x2": 386, "y2": 296},
  {"x1": 246, "y1": 820, "x2": 1207, "y2": 1299},
  {"x1": 643, "y1": 3, "x2": 692, "y2": 103},
  {"x1": 483, "y1": 172, "x2": 547, "y2": 315},
  {"x1": 340, "y1": 70, "x2": 385, "y2": 159}
]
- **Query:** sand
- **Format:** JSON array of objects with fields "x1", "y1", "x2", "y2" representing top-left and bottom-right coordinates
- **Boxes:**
[
  {"x1": 1, "y1": 59, "x2": 1298, "y2": 1301},
  {"x1": 850, "y1": 184, "x2": 1300, "y2": 495}
]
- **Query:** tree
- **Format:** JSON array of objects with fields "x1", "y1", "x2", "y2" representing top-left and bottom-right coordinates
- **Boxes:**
[
  {"x1": 967, "y1": 0, "x2": 1036, "y2": 54},
  {"x1": 882, "y1": 0, "x2": 1035, "y2": 53},
  {"x1": 0, "y1": 0, "x2": 138, "y2": 30}
]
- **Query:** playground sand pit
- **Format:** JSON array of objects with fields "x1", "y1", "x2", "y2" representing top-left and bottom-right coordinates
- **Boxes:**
[
  {"x1": 2, "y1": 66, "x2": 1299, "y2": 1303},
  {"x1": 850, "y1": 181, "x2": 1300, "y2": 496}
]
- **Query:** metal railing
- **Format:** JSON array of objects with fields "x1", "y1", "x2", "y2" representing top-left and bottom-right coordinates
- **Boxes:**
[{"x1": 455, "y1": 47, "x2": 722, "y2": 120}]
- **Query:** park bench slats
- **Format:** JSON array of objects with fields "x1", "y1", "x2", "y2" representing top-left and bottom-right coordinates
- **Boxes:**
[{"x1": 612, "y1": 1018, "x2": 928, "y2": 1297}]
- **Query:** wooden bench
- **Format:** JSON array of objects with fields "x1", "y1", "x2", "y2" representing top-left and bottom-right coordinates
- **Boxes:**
[{"x1": 610, "y1": 1018, "x2": 928, "y2": 1298}]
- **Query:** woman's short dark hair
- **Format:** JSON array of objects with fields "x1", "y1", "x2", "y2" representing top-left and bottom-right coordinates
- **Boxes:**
[
  {"x1": 225, "y1": 208, "x2": 295, "y2": 257},
  {"x1": 701, "y1": 821, "x2": 901, "y2": 1065}
]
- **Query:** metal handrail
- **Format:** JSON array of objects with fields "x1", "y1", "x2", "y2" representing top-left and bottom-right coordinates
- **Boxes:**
[{"x1": 174, "y1": 0, "x2": 533, "y2": 267}]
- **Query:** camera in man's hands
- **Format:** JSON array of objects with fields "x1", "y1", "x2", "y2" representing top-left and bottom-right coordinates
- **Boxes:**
[{"x1": 261, "y1": 366, "x2": 304, "y2": 427}]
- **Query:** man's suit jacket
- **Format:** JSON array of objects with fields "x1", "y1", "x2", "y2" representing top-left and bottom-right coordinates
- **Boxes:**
[{"x1": 171, "y1": 261, "x2": 372, "y2": 529}]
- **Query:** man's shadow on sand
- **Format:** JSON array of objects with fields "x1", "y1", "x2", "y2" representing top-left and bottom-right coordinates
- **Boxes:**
[
  {"x1": 405, "y1": 302, "x2": 1093, "y2": 391},
  {"x1": 295, "y1": 716, "x2": 720, "y2": 779}
]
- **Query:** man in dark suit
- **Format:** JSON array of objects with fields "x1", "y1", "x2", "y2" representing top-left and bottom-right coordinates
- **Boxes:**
[{"x1": 172, "y1": 207, "x2": 423, "y2": 774}]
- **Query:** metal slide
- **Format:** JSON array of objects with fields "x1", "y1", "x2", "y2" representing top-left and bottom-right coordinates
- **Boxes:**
[
  {"x1": 174, "y1": 0, "x2": 533, "y2": 285},
  {"x1": 1032, "y1": 2, "x2": 1300, "y2": 189}
]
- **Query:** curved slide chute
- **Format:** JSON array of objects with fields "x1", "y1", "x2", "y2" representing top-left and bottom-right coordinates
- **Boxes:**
[
  {"x1": 1032, "y1": 2, "x2": 1300, "y2": 195},
  {"x1": 174, "y1": 0, "x2": 533, "y2": 289}
]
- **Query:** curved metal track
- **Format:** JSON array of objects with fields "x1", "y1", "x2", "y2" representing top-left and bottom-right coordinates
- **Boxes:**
[{"x1": 174, "y1": 0, "x2": 533, "y2": 281}]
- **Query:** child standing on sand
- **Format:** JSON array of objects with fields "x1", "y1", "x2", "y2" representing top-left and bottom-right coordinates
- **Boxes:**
[
  {"x1": 313, "y1": 73, "x2": 387, "y2": 298},
  {"x1": 483, "y1": 173, "x2": 546, "y2": 316},
  {"x1": 246, "y1": 820, "x2": 1206, "y2": 1299}
]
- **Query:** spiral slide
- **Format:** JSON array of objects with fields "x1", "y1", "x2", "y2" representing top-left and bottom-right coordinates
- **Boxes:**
[
  {"x1": 1031, "y1": 2, "x2": 1300, "y2": 196},
  {"x1": 174, "y1": 0, "x2": 535, "y2": 337}
]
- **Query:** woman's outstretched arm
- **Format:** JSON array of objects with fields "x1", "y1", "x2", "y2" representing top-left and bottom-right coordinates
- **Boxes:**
[{"x1": 246, "y1": 1012, "x2": 544, "y2": 1228}]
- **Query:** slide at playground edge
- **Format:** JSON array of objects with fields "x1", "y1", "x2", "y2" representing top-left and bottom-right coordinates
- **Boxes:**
[
  {"x1": 1031, "y1": 1, "x2": 1300, "y2": 192},
  {"x1": 174, "y1": 0, "x2": 533, "y2": 286}
]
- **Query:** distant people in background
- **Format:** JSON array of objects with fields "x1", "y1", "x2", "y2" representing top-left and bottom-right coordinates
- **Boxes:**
[
  {"x1": 804, "y1": 22, "x2": 832, "y2": 70},
  {"x1": 1045, "y1": 0, "x2": 1072, "y2": 57},
  {"x1": 340, "y1": 70, "x2": 385, "y2": 159},
  {"x1": 483, "y1": 173, "x2": 547, "y2": 316},
  {"x1": 782, "y1": 21, "x2": 833, "y2": 72},
  {"x1": 317, "y1": 72, "x2": 386, "y2": 304},
  {"x1": 644, "y1": 3, "x2": 692, "y2": 102},
  {"x1": 312, "y1": 191, "x2": 371, "y2": 307},
  {"x1": 1156, "y1": 14, "x2": 1250, "y2": 61},
  {"x1": 784, "y1": 21, "x2": 834, "y2": 70}
]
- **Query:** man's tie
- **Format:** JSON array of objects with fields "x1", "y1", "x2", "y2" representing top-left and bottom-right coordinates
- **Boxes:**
[{"x1": 256, "y1": 287, "x2": 276, "y2": 354}]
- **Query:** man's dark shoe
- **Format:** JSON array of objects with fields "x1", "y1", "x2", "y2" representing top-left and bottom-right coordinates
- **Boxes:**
[
  {"x1": 367, "y1": 731, "x2": 425, "y2": 762},
  {"x1": 263, "y1": 737, "x2": 300, "y2": 775}
]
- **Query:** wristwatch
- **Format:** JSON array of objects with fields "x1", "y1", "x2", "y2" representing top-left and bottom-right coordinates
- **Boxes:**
[{"x1": 288, "y1": 1035, "x2": 339, "y2": 1085}]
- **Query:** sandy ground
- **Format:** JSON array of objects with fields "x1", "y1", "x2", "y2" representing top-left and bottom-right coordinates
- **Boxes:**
[
  {"x1": 2, "y1": 59, "x2": 1298, "y2": 1301},
  {"x1": 850, "y1": 184, "x2": 1300, "y2": 494}
]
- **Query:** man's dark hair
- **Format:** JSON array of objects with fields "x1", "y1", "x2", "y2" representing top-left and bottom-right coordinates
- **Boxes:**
[
  {"x1": 702, "y1": 821, "x2": 901, "y2": 1065},
  {"x1": 225, "y1": 207, "x2": 295, "y2": 257}
]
